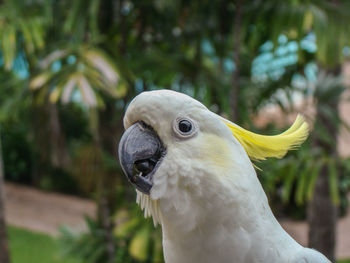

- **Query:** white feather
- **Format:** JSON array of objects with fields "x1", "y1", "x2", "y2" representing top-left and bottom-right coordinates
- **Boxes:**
[{"x1": 125, "y1": 90, "x2": 331, "y2": 263}]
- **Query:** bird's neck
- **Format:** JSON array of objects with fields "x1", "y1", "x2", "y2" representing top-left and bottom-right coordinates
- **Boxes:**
[
  {"x1": 156, "y1": 168, "x2": 301, "y2": 263},
  {"x1": 159, "y1": 166, "x2": 270, "y2": 232}
]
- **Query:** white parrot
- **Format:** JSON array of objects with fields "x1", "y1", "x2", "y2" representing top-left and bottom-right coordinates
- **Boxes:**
[{"x1": 118, "y1": 89, "x2": 331, "y2": 263}]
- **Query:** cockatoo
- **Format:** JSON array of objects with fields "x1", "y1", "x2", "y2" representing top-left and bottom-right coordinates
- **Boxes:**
[{"x1": 118, "y1": 90, "x2": 331, "y2": 263}]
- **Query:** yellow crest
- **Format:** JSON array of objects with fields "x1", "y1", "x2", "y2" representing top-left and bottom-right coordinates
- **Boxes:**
[{"x1": 223, "y1": 115, "x2": 309, "y2": 161}]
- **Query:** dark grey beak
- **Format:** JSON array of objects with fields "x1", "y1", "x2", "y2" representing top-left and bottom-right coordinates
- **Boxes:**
[{"x1": 118, "y1": 122, "x2": 165, "y2": 195}]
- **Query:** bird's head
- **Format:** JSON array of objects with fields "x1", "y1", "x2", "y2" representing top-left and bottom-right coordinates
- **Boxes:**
[{"x1": 118, "y1": 90, "x2": 308, "y2": 225}]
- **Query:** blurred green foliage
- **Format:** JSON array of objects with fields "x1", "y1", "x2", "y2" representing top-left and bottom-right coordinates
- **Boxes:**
[
  {"x1": 0, "y1": 0, "x2": 350, "y2": 262},
  {"x1": 259, "y1": 141, "x2": 350, "y2": 219},
  {"x1": 8, "y1": 226, "x2": 80, "y2": 263},
  {"x1": 8, "y1": 226, "x2": 350, "y2": 263},
  {"x1": 259, "y1": 73, "x2": 350, "y2": 219},
  {"x1": 60, "y1": 207, "x2": 163, "y2": 263}
]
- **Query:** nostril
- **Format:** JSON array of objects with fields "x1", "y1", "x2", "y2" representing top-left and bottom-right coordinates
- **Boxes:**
[{"x1": 134, "y1": 159, "x2": 155, "y2": 176}]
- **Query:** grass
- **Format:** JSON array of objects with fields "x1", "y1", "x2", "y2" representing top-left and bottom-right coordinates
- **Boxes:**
[
  {"x1": 6, "y1": 226, "x2": 350, "y2": 263},
  {"x1": 8, "y1": 226, "x2": 81, "y2": 263}
]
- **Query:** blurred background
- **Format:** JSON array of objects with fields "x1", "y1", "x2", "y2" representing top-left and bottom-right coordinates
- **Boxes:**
[{"x1": 0, "y1": 0, "x2": 350, "y2": 262}]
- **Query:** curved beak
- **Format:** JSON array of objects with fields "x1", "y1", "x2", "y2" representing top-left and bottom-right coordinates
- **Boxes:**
[{"x1": 118, "y1": 122, "x2": 165, "y2": 195}]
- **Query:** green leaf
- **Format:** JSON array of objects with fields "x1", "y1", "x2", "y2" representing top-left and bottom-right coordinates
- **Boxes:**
[
  {"x1": 328, "y1": 159, "x2": 340, "y2": 206},
  {"x1": 88, "y1": 0, "x2": 99, "y2": 39},
  {"x1": 282, "y1": 164, "x2": 298, "y2": 203},
  {"x1": 30, "y1": 19, "x2": 45, "y2": 49},
  {"x1": 2, "y1": 24, "x2": 16, "y2": 70},
  {"x1": 63, "y1": 0, "x2": 81, "y2": 33},
  {"x1": 49, "y1": 87, "x2": 62, "y2": 103},
  {"x1": 306, "y1": 159, "x2": 322, "y2": 201},
  {"x1": 295, "y1": 162, "x2": 310, "y2": 205},
  {"x1": 129, "y1": 226, "x2": 150, "y2": 261},
  {"x1": 29, "y1": 72, "x2": 52, "y2": 90},
  {"x1": 303, "y1": 10, "x2": 313, "y2": 31},
  {"x1": 114, "y1": 217, "x2": 140, "y2": 238},
  {"x1": 19, "y1": 19, "x2": 34, "y2": 53},
  {"x1": 84, "y1": 48, "x2": 120, "y2": 86},
  {"x1": 152, "y1": 232, "x2": 163, "y2": 263}
]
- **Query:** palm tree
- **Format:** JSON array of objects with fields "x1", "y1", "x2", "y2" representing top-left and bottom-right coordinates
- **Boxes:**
[
  {"x1": 0, "y1": 1, "x2": 47, "y2": 261},
  {"x1": 0, "y1": 0, "x2": 47, "y2": 70},
  {"x1": 27, "y1": 2, "x2": 128, "y2": 261},
  {"x1": 244, "y1": 1, "x2": 350, "y2": 260},
  {"x1": 307, "y1": 73, "x2": 345, "y2": 262},
  {"x1": 0, "y1": 133, "x2": 10, "y2": 263}
]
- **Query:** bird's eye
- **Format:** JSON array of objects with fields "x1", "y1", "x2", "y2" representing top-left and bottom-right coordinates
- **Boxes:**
[
  {"x1": 173, "y1": 117, "x2": 198, "y2": 139},
  {"x1": 178, "y1": 119, "x2": 192, "y2": 133}
]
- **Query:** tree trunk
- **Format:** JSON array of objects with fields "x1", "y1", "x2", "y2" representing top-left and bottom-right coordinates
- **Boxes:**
[
  {"x1": 307, "y1": 166, "x2": 337, "y2": 262},
  {"x1": 230, "y1": 0, "x2": 243, "y2": 122},
  {"x1": 307, "y1": 73, "x2": 340, "y2": 262},
  {"x1": 48, "y1": 103, "x2": 71, "y2": 169},
  {"x1": 98, "y1": 194, "x2": 115, "y2": 263},
  {"x1": 0, "y1": 133, "x2": 11, "y2": 263},
  {"x1": 89, "y1": 108, "x2": 116, "y2": 263}
]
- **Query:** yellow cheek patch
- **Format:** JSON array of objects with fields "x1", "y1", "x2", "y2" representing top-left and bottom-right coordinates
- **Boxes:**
[
  {"x1": 223, "y1": 115, "x2": 309, "y2": 161},
  {"x1": 198, "y1": 134, "x2": 232, "y2": 169}
]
